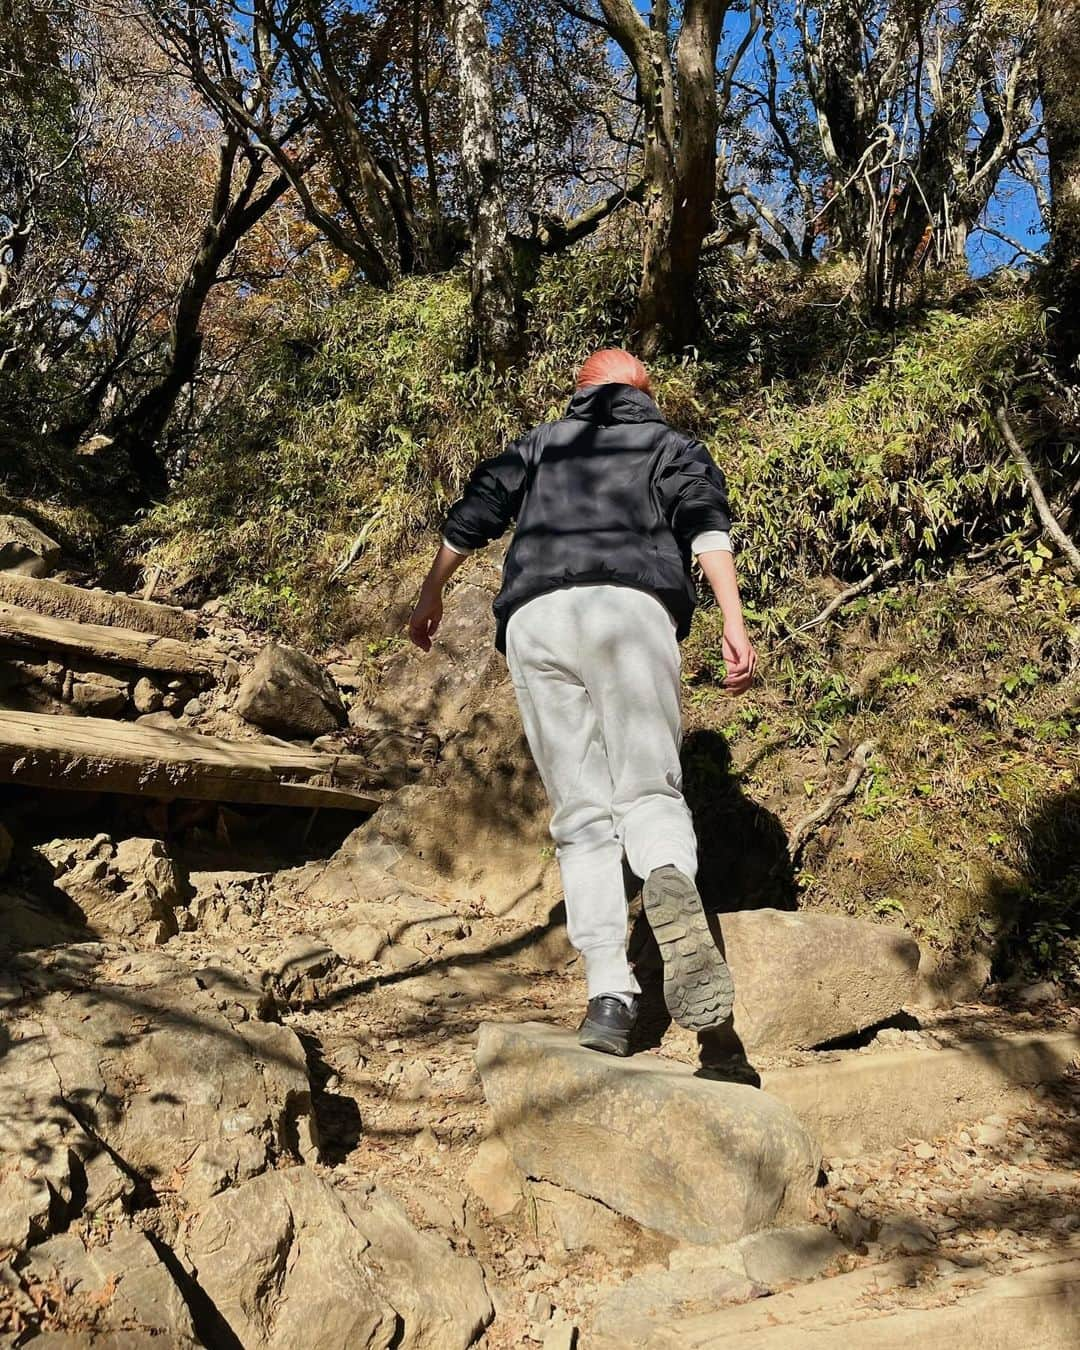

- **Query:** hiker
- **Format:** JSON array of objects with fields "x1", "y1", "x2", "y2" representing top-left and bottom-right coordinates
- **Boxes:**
[{"x1": 408, "y1": 349, "x2": 756, "y2": 1056}]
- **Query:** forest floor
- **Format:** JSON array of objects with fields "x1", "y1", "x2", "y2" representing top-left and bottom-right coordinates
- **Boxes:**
[{"x1": 1, "y1": 559, "x2": 1078, "y2": 1347}]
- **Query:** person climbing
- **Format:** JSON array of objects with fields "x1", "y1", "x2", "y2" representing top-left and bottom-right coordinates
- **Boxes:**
[{"x1": 408, "y1": 349, "x2": 756, "y2": 1056}]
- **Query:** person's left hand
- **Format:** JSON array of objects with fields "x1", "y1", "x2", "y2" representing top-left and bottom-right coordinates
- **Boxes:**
[
  {"x1": 722, "y1": 625, "x2": 757, "y2": 693},
  {"x1": 408, "y1": 587, "x2": 443, "y2": 651}
]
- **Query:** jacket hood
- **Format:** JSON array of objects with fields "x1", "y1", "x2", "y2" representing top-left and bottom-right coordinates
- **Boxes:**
[{"x1": 565, "y1": 382, "x2": 666, "y2": 426}]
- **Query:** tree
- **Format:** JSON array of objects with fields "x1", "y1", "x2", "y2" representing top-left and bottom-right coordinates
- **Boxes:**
[
  {"x1": 1037, "y1": 0, "x2": 1080, "y2": 368},
  {"x1": 447, "y1": 0, "x2": 519, "y2": 367},
  {"x1": 748, "y1": 1, "x2": 1041, "y2": 315},
  {"x1": 569, "y1": 1, "x2": 734, "y2": 354}
]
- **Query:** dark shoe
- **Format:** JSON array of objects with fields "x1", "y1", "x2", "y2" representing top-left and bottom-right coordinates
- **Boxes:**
[
  {"x1": 578, "y1": 995, "x2": 637, "y2": 1056},
  {"x1": 642, "y1": 865, "x2": 734, "y2": 1030}
]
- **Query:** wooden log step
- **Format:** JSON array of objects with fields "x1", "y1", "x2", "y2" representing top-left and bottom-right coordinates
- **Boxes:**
[
  {"x1": 0, "y1": 572, "x2": 197, "y2": 640},
  {"x1": 0, "y1": 710, "x2": 385, "y2": 812},
  {"x1": 0, "y1": 602, "x2": 226, "y2": 680}
]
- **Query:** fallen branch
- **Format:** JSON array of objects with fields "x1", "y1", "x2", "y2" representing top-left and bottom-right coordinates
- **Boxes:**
[
  {"x1": 789, "y1": 739, "x2": 876, "y2": 861},
  {"x1": 995, "y1": 406, "x2": 1080, "y2": 578},
  {"x1": 776, "y1": 559, "x2": 905, "y2": 647}
]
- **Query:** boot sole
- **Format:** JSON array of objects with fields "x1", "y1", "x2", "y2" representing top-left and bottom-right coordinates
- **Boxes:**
[
  {"x1": 643, "y1": 866, "x2": 734, "y2": 1031},
  {"x1": 577, "y1": 1021, "x2": 632, "y2": 1056}
]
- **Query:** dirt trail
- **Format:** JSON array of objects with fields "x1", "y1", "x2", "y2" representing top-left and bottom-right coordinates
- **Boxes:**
[{"x1": 1, "y1": 572, "x2": 1078, "y2": 1348}]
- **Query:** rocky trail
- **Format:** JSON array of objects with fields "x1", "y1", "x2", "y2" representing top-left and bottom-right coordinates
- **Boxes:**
[{"x1": 0, "y1": 537, "x2": 1078, "y2": 1348}]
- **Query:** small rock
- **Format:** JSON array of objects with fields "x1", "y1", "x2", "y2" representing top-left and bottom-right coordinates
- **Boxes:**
[
  {"x1": 183, "y1": 696, "x2": 203, "y2": 717},
  {"x1": 875, "y1": 1218, "x2": 937, "y2": 1254},
  {"x1": 132, "y1": 676, "x2": 164, "y2": 713},
  {"x1": 235, "y1": 642, "x2": 346, "y2": 738},
  {"x1": 974, "y1": 1123, "x2": 1008, "y2": 1148},
  {"x1": 397, "y1": 1060, "x2": 432, "y2": 1101},
  {"x1": 543, "y1": 1320, "x2": 577, "y2": 1350},
  {"x1": 0, "y1": 514, "x2": 61, "y2": 576},
  {"x1": 913, "y1": 1142, "x2": 936, "y2": 1160},
  {"x1": 1017, "y1": 980, "x2": 1060, "y2": 1005},
  {"x1": 526, "y1": 1292, "x2": 553, "y2": 1322},
  {"x1": 70, "y1": 678, "x2": 128, "y2": 716},
  {"x1": 465, "y1": 1137, "x2": 523, "y2": 1217}
]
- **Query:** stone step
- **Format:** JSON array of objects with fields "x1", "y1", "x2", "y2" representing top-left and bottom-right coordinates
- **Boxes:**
[
  {"x1": 475, "y1": 1021, "x2": 820, "y2": 1244},
  {"x1": 590, "y1": 1248, "x2": 1080, "y2": 1348},
  {"x1": 759, "y1": 1027, "x2": 1080, "y2": 1158}
]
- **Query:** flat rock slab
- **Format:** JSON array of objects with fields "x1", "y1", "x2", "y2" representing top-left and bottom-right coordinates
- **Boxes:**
[
  {"x1": 183, "y1": 1166, "x2": 492, "y2": 1349},
  {"x1": 717, "y1": 909, "x2": 920, "y2": 1053},
  {"x1": 760, "y1": 1028, "x2": 1080, "y2": 1158},
  {"x1": 606, "y1": 1250, "x2": 1080, "y2": 1349},
  {"x1": 476, "y1": 1022, "x2": 820, "y2": 1243},
  {"x1": 0, "y1": 948, "x2": 315, "y2": 1249}
]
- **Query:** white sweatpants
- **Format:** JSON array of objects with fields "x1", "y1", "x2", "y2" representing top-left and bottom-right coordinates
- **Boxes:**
[{"x1": 505, "y1": 585, "x2": 699, "y2": 999}]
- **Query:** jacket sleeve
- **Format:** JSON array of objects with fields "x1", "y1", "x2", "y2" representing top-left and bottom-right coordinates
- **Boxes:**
[
  {"x1": 441, "y1": 438, "x2": 529, "y2": 552},
  {"x1": 654, "y1": 435, "x2": 733, "y2": 549}
]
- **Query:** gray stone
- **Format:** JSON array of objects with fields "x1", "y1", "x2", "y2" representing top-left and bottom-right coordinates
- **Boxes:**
[
  {"x1": 530, "y1": 1180, "x2": 637, "y2": 1253},
  {"x1": 591, "y1": 1263, "x2": 757, "y2": 1346},
  {"x1": 132, "y1": 676, "x2": 164, "y2": 713},
  {"x1": 0, "y1": 948, "x2": 315, "y2": 1245},
  {"x1": 41, "y1": 835, "x2": 183, "y2": 944},
  {"x1": 464, "y1": 1137, "x2": 524, "y2": 1217},
  {"x1": 265, "y1": 935, "x2": 340, "y2": 1003},
  {"x1": 669, "y1": 1225, "x2": 845, "y2": 1289},
  {"x1": 476, "y1": 1022, "x2": 820, "y2": 1243},
  {"x1": 0, "y1": 514, "x2": 61, "y2": 576},
  {"x1": 70, "y1": 677, "x2": 128, "y2": 716},
  {"x1": 235, "y1": 642, "x2": 346, "y2": 738},
  {"x1": 183, "y1": 1166, "x2": 492, "y2": 1349},
  {"x1": 717, "y1": 909, "x2": 920, "y2": 1053},
  {"x1": 759, "y1": 1028, "x2": 1080, "y2": 1158},
  {"x1": 22, "y1": 1228, "x2": 197, "y2": 1344}
]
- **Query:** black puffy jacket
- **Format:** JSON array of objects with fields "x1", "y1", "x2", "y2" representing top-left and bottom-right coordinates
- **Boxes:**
[{"x1": 442, "y1": 382, "x2": 733, "y2": 652}]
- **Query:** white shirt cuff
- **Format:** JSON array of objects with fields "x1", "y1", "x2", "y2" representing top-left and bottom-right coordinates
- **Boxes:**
[
  {"x1": 690, "y1": 530, "x2": 733, "y2": 556},
  {"x1": 442, "y1": 536, "x2": 472, "y2": 557}
]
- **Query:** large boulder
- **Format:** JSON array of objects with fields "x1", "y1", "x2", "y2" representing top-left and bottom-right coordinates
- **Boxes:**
[
  {"x1": 718, "y1": 909, "x2": 920, "y2": 1053},
  {"x1": 235, "y1": 641, "x2": 347, "y2": 738},
  {"x1": 0, "y1": 947, "x2": 316, "y2": 1249},
  {"x1": 182, "y1": 1166, "x2": 492, "y2": 1349},
  {"x1": 0, "y1": 514, "x2": 61, "y2": 576},
  {"x1": 37, "y1": 835, "x2": 184, "y2": 945},
  {"x1": 475, "y1": 1022, "x2": 820, "y2": 1243}
]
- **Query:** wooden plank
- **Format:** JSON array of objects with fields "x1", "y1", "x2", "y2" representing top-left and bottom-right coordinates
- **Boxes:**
[
  {"x1": 0, "y1": 710, "x2": 385, "y2": 812},
  {"x1": 0, "y1": 572, "x2": 197, "y2": 639},
  {"x1": 0, "y1": 602, "x2": 225, "y2": 679}
]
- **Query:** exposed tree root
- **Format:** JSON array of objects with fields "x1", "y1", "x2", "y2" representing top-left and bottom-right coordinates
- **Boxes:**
[{"x1": 789, "y1": 739, "x2": 877, "y2": 862}]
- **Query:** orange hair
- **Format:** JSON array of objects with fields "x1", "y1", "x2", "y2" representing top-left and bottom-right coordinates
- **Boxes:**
[{"x1": 576, "y1": 348, "x2": 653, "y2": 394}]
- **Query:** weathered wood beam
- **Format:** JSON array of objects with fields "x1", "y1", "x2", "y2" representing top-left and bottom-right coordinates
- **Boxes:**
[
  {"x1": 0, "y1": 603, "x2": 225, "y2": 680},
  {"x1": 0, "y1": 710, "x2": 385, "y2": 812},
  {"x1": 0, "y1": 573, "x2": 197, "y2": 640}
]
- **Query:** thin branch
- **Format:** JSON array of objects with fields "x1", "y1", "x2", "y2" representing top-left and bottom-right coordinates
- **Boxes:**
[
  {"x1": 995, "y1": 407, "x2": 1080, "y2": 577},
  {"x1": 776, "y1": 557, "x2": 906, "y2": 647}
]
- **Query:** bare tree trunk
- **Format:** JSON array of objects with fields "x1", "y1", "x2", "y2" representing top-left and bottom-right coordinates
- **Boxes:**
[
  {"x1": 109, "y1": 139, "x2": 288, "y2": 495},
  {"x1": 599, "y1": 0, "x2": 730, "y2": 356},
  {"x1": 1038, "y1": 0, "x2": 1080, "y2": 369},
  {"x1": 448, "y1": 0, "x2": 519, "y2": 370}
]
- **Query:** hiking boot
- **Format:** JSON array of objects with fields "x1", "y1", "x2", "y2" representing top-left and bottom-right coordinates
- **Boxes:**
[
  {"x1": 578, "y1": 995, "x2": 637, "y2": 1056},
  {"x1": 642, "y1": 865, "x2": 734, "y2": 1030}
]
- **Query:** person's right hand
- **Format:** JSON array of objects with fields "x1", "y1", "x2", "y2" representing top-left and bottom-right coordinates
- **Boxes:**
[
  {"x1": 721, "y1": 624, "x2": 757, "y2": 693},
  {"x1": 408, "y1": 587, "x2": 443, "y2": 651}
]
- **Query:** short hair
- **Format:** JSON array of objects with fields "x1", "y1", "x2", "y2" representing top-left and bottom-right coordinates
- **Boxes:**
[{"x1": 576, "y1": 348, "x2": 653, "y2": 394}]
